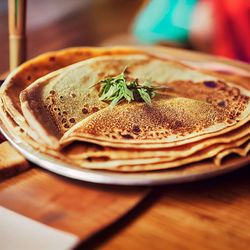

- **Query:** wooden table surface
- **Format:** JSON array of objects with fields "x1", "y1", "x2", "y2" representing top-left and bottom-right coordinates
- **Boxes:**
[
  {"x1": 100, "y1": 168, "x2": 250, "y2": 250},
  {"x1": 1, "y1": 2, "x2": 250, "y2": 249}
]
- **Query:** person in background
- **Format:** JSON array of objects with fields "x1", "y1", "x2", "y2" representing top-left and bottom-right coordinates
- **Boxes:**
[{"x1": 133, "y1": 0, "x2": 250, "y2": 63}]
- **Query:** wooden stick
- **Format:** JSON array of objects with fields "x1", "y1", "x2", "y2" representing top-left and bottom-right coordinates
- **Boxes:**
[{"x1": 8, "y1": 0, "x2": 27, "y2": 70}]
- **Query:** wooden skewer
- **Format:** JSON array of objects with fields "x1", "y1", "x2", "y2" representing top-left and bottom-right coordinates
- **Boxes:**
[{"x1": 8, "y1": 0, "x2": 27, "y2": 70}]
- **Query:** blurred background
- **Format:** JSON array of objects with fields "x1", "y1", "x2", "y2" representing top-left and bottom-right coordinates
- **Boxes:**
[{"x1": 0, "y1": 0, "x2": 249, "y2": 73}]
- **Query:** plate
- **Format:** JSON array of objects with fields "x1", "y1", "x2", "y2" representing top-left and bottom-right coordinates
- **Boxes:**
[
  {"x1": 1, "y1": 47, "x2": 249, "y2": 185},
  {"x1": 1, "y1": 120, "x2": 249, "y2": 186}
]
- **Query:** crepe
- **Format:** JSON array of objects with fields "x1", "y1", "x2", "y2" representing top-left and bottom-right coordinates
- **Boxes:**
[
  {"x1": 20, "y1": 54, "x2": 250, "y2": 149},
  {"x1": 0, "y1": 46, "x2": 249, "y2": 174},
  {"x1": 214, "y1": 141, "x2": 250, "y2": 166},
  {"x1": 2, "y1": 97, "x2": 249, "y2": 172},
  {"x1": 61, "y1": 95, "x2": 249, "y2": 149},
  {"x1": 0, "y1": 97, "x2": 60, "y2": 158},
  {"x1": 2, "y1": 92, "x2": 249, "y2": 170},
  {"x1": 2, "y1": 90, "x2": 249, "y2": 171},
  {"x1": 69, "y1": 135, "x2": 250, "y2": 171},
  {"x1": 20, "y1": 54, "x2": 150, "y2": 146},
  {"x1": 60, "y1": 62, "x2": 250, "y2": 149},
  {"x1": 62, "y1": 122, "x2": 250, "y2": 161},
  {"x1": 20, "y1": 53, "x2": 217, "y2": 147},
  {"x1": 0, "y1": 47, "x2": 142, "y2": 144}
]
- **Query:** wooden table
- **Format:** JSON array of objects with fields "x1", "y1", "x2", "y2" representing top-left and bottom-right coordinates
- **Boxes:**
[
  {"x1": 1, "y1": 2, "x2": 250, "y2": 249},
  {"x1": 100, "y1": 167, "x2": 250, "y2": 250}
]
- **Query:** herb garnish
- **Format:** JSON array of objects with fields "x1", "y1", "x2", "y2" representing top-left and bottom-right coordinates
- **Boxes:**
[{"x1": 97, "y1": 71, "x2": 161, "y2": 107}]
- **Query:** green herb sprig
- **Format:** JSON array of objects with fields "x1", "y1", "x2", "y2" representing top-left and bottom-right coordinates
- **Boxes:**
[{"x1": 97, "y1": 71, "x2": 161, "y2": 107}]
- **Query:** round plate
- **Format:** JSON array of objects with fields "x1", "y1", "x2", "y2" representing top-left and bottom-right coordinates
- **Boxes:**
[
  {"x1": 1, "y1": 121, "x2": 249, "y2": 186},
  {"x1": 1, "y1": 46, "x2": 249, "y2": 185}
]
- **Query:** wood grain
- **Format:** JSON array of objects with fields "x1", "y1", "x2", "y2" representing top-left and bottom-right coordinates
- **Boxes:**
[
  {"x1": 0, "y1": 141, "x2": 30, "y2": 181},
  {"x1": 0, "y1": 168, "x2": 149, "y2": 240},
  {"x1": 95, "y1": 48, "x2": 250, "y2": 249},
  {"x1": 100, "y1": 166, "x2": 250, "y2": 250}
]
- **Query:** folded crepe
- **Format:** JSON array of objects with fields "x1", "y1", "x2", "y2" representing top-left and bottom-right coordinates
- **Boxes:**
[
  {"x1": 71, "y1": 135, "x2": 250, "y2": 171},
  {"x1": 2, "y1": 89, "x2": 249, "y2": 171},
  {"x1": 62, "y1": 122, "x2": 250, "y2": 161},
  {"x1": 0, "y1": 46, "x2": 249, "y2": 173},
  {"x1": 0, "y1": 47, "x2": 142, "y2": 144},
  {"x1": 214, "y1": 141, "x2": 250, "y2": 166},
  {"x1": 19, "y1": 54, "x2": 250, "y2": 150}
]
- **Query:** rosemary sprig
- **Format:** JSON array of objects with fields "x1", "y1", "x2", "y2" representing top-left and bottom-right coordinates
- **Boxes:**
[{"x1": 97, "y1": 71, "x2": 161, "y2": 107}]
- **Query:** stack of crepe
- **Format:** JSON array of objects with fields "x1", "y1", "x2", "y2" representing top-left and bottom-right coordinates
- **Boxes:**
[{"x1": 0, "y1": 47, "x2": 249, "y2": 172}]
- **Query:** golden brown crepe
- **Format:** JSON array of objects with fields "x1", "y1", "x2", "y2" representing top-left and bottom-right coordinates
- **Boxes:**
[
  {"x1": 214, "y1": 141, "x2": 250, "y2": 166},
  {"x1": 19, "y1": 54, "x2": 250, "y2": 149},
  {"x1": 0, "y1": 46, "x2": 249, "y2": 173},
  {"x1": 0, "y1": 47, "x2": 143, "y2": 144},
  {"x1": 62, "y1": 122, "x2": 250, "y2": 161},
  {"x1": 70, "y1": 136, "x2": 250, "y2": 171},
  {"x1": 2, "y1": 94, "x2": 249, "y2": 171},
  {"x1": 2, "y1": 90, "x2": 249, "y2": 171}
]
